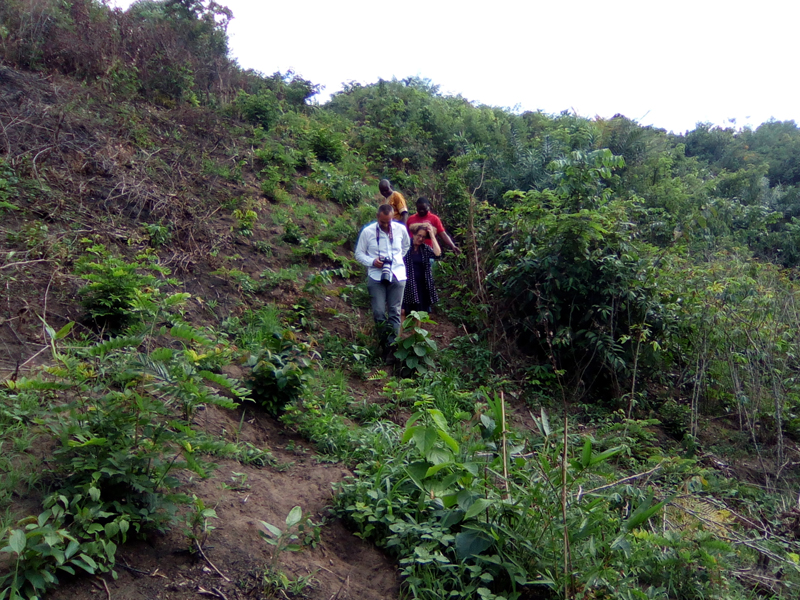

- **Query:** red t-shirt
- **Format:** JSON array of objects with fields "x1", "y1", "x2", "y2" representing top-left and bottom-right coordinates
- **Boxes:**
[{"x1": 406, "y1": 213, "x2": 445, "y2": 248}]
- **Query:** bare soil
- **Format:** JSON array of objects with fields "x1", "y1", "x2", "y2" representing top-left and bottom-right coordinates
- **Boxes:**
[{"x1": 47, "y1": 406, "x2": 400, "y2": 600}]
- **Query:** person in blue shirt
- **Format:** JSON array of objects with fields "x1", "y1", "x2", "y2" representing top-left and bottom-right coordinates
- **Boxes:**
[{"x1": 355, "y1": 204, "x2": 411, "y2": 363}]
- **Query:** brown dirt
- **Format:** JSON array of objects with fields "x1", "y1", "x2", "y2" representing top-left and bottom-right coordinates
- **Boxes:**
[{"x1": 47, "y1": 405, "x2": 400, "y2": 600}]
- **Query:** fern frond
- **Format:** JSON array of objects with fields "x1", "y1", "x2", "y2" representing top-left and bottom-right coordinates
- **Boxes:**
[
  {"x1": 86, "y1": 336, "x2": 144, "y2": 357},
  {"x1": 170, "y1": 324, "x2": 213, "y2": 346},
  {"x1": 198, "y1": 370, "x2": 250, "y2": 399}
]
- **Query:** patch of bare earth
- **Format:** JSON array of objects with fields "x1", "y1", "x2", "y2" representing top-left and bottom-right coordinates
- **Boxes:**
[{"x1": 47, "y1": 405, "x2": 399, "y2": 600}]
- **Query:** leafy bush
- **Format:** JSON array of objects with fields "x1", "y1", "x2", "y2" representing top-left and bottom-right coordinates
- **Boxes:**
[
  {"x1": 394, "y1": 312, "x2": 437, "y2": 375},
  {"x1": 234, "y1": 89, "x2": 280, "y2": 129},
  {"x1": 0, "y1": 319, "x2": 246, "y2": 599},
  {"x1": 244, "y1": 330, "x2": 318, "y2": 415},
  {"x1": 306, "y1": 127, "x2": 345, "y2": 163},
  {"x1": 143, "y1": 222, "x2": 172, "y2": 248},
  {"x1": 75, "y1": 245, "x2": 177, "y2": 330}
]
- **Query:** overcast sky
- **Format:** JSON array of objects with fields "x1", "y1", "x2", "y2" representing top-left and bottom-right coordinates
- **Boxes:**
[{"x1": 111, "y1": 0, "x2": 799, "y2": 134}]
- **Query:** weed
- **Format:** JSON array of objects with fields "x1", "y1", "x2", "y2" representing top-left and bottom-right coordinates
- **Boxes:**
[
  {"x1": 222, "y1": 472, "x2": 250, "y2": 491},
  {"x1": 183, "y1": 495, "x2": 218, "y2": 551},
  {"x1": 74, "y1": 244, "x2": 178, "y2": 330},
  {"x1": 253, "y1": 240, "x2": 272, "y2": 255},
  {"x1": 142, "y1": 222, "x2": 172, "y2": 248},
  {"x1": 232, "y1": 209, "x2": 258, "y2": 236},
  {"x1": 394, "y1": 311, "x2": 438, "y2": 375},
  {"x1": 244, "y1": 330, "x2": 318, "y2": 416}
]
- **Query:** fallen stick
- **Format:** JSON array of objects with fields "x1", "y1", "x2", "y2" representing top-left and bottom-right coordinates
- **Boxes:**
[{"x1": 195, "y1": 540, "x2": 230, "y2": 582}]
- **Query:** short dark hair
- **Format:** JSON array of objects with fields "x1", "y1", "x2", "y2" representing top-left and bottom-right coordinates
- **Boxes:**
[
  {"x1": 377, "y1": 204, "x2": 394, "y2": 216},
  {"x1": 416, "y1": 197, "x2": 431, "y2": 207}
]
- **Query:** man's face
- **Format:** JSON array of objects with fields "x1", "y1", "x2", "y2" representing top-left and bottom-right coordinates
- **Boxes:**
[
  {"x1": 416, "y1": 203, "x2": 429, "y2": 217},
  {"x1": 379, "y1": 185, "x2": 391, "y2": 198},
  {"x1": 377, "y1": 212, "x2": 393, "y2": 229}
]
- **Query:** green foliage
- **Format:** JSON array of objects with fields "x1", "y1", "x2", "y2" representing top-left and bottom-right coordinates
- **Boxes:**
[
  {"x1": 306, "y1": 126, "x2": 345, "y2": 163},
  {"x1": 0, "y1": 159, "x2": 21, "y2": 213},
  {"x1": 75, "y1": 245, "x2": 178, "y2": 330},
  {"x1": 241, "y1": 328, "x2": 318, "y2": 416},
  {"x1": 258, "y1": 506, "x2": 321, "y2": 598},
  {"x1": 394, "y1": 312, "x2": 438, "y2": 375},
  {"x1": 0, "y1": 316, "x2": 248, "y2": 598},
  {"x1": 335, "y1": 400, "x2": 685, "y2": 600},
  {"x1": 234, "y1": 90, "x2": 280, "y2": 129},
  {"x1": 485, "y1": 183, "x2": 661, "y2": 393},
  {"x1": 142, "y1": 222, "x2": 172, "y2": 248},
  {"x1": 232, "y1": 208, "x2": 258, "y2": 236},
  {"x1": 183, "y1": 495, "x2": 218, "y2": 551}
]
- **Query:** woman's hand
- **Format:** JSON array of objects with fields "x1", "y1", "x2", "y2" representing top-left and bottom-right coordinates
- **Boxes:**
[{"x1": 373, "y1": 258, "x2": 384, "y2": 267}]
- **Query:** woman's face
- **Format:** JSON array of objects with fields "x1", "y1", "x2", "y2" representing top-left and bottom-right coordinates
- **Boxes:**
[{"x1": 413, "y1": 229, "x2": 428, "y2": 246}]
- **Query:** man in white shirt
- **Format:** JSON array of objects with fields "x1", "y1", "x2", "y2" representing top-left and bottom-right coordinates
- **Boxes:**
[{"x1": 355, "y1": 204, "x2": 411, "y2": 363}]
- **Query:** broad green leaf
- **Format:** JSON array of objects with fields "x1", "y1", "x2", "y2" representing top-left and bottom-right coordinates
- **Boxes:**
[
  {"x1": 540, "y1": 408, "x2": 551, "y2": 436},
  {"x1": 54, "y1": 322, "x2": 75, "y2": 340},
  {"x1": 260, "y1": 521, "x2": 282, "y2": 537},
  {"x1": 401, "y1": 425, "x2": 420, "y2": 444},
  {"x1": 425, "y1": 462, "x2": 455, "y2": 478},
  {"x1": 405, "y1": 461, "x2": 430, "y2": 492},
  {"x1": 286, "y1": 506, "x2": 303, "y2": 528},
  {"x1": 7, "y1": 529, "x2": 26, "y2": 554},
  {"x1": 623, "y1": 494, "x2": 667, "y2": 532},
  {"x1": 71, "y1": 557, "x2": 96, "y2": 574},
  {"x1": 412, "y1": 427, "x2": 438, "y2": 457},
  {"x1": 427, "y1": 447, "x2": 452, "y2": 465},
  {"x1": 581, "y1": 437, "x2": 592, "y2": 469},
  {"x1": 455, "y1": 528, "x2": 494, "y2": 559},
  {"x1": 24, "y1": 570, "x2": 47, "y2": 590},
  {"x1": 590, "y1": 445, "x2": 624, "y2": 466},
  {"x1": 428, "y1": 409, "x2": 448, "y2": 432},
  {"x1": 437, "y1": 429, "x2": 459, "y2": 454},
  {"x1": 464, "y1": 498, "x2": 494, "y2": 520}
]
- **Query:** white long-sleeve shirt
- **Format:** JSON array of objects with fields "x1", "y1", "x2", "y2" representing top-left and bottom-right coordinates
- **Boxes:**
[{"x1": 355, "y1": 220, "x2": 411, "y2": 281}]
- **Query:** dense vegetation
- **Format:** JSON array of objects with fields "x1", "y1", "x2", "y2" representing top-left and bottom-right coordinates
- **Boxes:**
[{"x1": 2, "y1": 1, "x2": 800, "y2": 599}]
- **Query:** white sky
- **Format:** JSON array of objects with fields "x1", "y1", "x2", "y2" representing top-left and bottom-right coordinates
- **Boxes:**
[{"x1": 111, "y1": 0, "x2": 799, "y2": 134}]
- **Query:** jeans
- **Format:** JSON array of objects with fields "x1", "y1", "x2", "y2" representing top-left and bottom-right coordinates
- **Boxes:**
[{"x1": 367, "y1": 276, "x2": 406, "y2": 348}]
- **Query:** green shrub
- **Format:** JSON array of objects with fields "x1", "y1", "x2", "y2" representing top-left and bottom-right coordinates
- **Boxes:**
[
  {"x1": 234, "y1": 90, "x2": 280, "y2": 129},
  {"x1": 75, "y1": 245, "x2": 177, "y2": 330},
  {"x1": 142, "y1": 222, "x2": 172, "y2": 248},
  {"x1": 244, "y1": 330, "x2": 318, "y2": 415},
  {"x1": 394, "y1": 312, "x2": 437, "y2": 375},
  {"x1": 306, "y1": 127, "x2": 345, "y2": 163}
]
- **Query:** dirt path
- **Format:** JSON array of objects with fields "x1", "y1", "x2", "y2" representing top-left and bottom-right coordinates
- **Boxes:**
[{"x1": 47, "y1": 406, "x2": 400, "y2": 600}]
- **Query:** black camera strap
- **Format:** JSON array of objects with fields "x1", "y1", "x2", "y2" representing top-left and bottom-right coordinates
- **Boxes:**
[{"x1": 376, "y1": 223, "x2": 394, "y2": 257}]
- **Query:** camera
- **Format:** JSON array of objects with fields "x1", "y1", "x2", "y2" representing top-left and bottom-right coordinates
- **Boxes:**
[{"x1": 380, "y1": 257, "x2": 393, "y2": 283}]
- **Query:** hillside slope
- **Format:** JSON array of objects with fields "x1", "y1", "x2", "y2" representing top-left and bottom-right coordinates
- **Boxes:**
[
  {"x1": 3, "y1": 52, "x2": 800, "y2": 600},
  {"x1": 0, "y1": 63, "x2": 412, "y2": 599}
]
